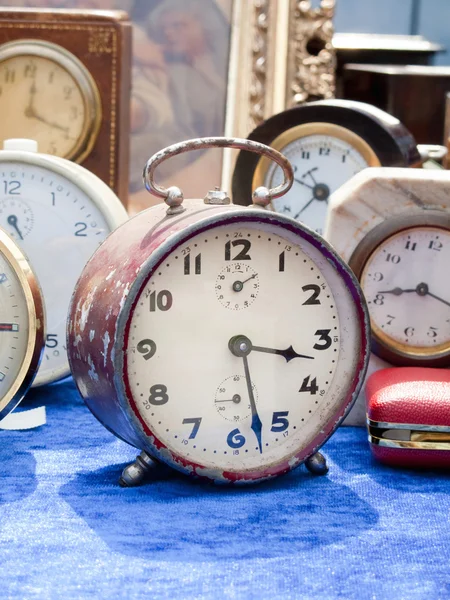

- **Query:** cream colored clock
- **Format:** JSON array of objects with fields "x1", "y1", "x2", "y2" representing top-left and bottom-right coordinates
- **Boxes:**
[{"x1": 0, "y1": 39, "x2": 101, "y2": 162}]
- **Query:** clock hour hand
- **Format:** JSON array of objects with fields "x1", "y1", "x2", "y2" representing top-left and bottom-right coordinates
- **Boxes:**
[
  {"x1": 377, "y1": 287, "x2": 416, "y2": 296},
  {"x1": 252, "y1": 344, "x2": 314, "y2": 362},
  {"x1": 228, "y1": 335, "x2": 263, "y2": 453},
  {"x1": 24, "y1": 81, "x2": 37, "y2": 118},
  {"x1": 294, "y1": 178, "x2": 314, "y2": 190},
  {"x1": 7, "y1": 215, "x2": 23, "y2": 240},
  {"x1": 229, "y1": 335, "x2": 314, "y2": 362}
]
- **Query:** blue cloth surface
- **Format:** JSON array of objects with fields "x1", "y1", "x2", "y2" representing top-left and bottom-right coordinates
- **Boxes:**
[{"x1": 1, "y1": 378, "x2": 450, "y2": 600}]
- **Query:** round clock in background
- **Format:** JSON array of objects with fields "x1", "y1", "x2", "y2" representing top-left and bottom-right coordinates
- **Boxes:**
[
  {"x1": 232, "y1": 99, "x2": 421, "y2": 235},
  {"x1": 0, "y1": 138, "x2": 128, "y2": 387},
  {"x1": 68, "y1": 138, "x2": 370, "y2": 486},
  {"x1": 0, "y1": 40, "x2": 101, "y2": 163},
  {"x1": 0, "y1": 226, "x2": 44, "y2": 421},
  {"x1": 325, "y1": 167, "x2": 450, "y2": 424}
]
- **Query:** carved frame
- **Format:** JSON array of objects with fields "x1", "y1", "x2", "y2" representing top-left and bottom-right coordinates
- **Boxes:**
[{"x1": 222, "y1": 0, "x2": 336, "y2": 185}]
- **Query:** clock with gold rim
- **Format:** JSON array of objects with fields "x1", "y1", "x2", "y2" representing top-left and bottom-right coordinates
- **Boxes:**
[
  {"x1": 232, "y1": 100, "x2": 421, "y2": 236},
  {"x1": 0, "y1": 39, "x2": 101, "y2": 163}
]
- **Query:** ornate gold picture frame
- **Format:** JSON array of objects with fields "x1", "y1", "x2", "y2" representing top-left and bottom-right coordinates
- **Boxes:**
[{"x1": 222, "y1": 0, "x2": 336, "y2": 189}]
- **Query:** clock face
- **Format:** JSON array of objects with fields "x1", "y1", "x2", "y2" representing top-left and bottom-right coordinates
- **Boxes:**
[
  {"x1": 124, "y1": 221, "x2": 362, "y2": 475},
  {"x1": 360, "y1": 226, "x2": 450, "y2": 360},
  {"x1": 0, "y1": 251, "x2": 31, "y2": 403},
  {"x1": 0, "y1": 161, "x2": 111, "y2": 385},
  {"x1": 0, "y1": 41, "x2": 101, "y2": 163},
  {"x1": 258, "y1": 125, "x2": 379, "y2": 235}
]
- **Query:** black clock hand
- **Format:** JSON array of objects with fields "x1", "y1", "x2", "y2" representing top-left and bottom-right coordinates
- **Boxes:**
[
  {"x1": 7, "y1": 215, "x2": 23, "y2": 240},
  {"x1": 229, "y1": 335, "x2": 314, "y2": 362},
  {"x1": 294, "y1": 178, "x2": 314, "y2": 190},
  {"x1": 306, "y1": 168, "x2": 319, "y2": 186},
  {"x1": 251, "y1": 344, "x2": 314, "y2": 362},
  {"x1": 242, "y1": 353, "x2": 263, "y2": 453},
  {"x1": 215, "y1": 394, "x2": 241, "y2": 404},
  {"x1": 228, "y1": 335, "x2": 263, "y2": 453},
  {"x1": 30, "y1": 111, "x2": 70, "y2": 134},
  {"x1": 426, "y1": 291, "x2": 450, "y2": 308},
  {"x1": 294, "y1": 196, "x2": 315, "y2": 220},
  {"x1": 377, "y1": 287, "x2": 416, "y2": 296},
  {"x1": 232, "y1": 273, "x2": 257, "y2": 292}
]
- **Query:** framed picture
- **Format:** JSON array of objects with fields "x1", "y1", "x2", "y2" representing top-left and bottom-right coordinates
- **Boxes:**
[{"x1": 3, "y1": 0, "x2": 336, "y2": 211}]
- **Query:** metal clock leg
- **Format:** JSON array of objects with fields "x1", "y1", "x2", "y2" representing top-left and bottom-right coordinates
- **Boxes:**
[
  {"x1": 305, "y1": 451, "x2": 329, "y2": 475},
  {"x1": 119, "y1": 451, "x2": 159, "y2": 487}
]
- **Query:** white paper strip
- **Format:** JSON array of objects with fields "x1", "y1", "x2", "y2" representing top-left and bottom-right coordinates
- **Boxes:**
[{"x1": 0, "y1": 406, "x2": 46, "y2": 430}]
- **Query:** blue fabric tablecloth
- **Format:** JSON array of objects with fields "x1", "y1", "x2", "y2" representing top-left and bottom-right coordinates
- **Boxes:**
[{"x1": 1, "y1": 378, "x2": 449, "y2": 599}]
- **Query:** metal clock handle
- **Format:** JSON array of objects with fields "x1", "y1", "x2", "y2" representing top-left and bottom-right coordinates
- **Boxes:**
[{"x1": 143, "y1": 137, "x2": 294, "y2": 214}]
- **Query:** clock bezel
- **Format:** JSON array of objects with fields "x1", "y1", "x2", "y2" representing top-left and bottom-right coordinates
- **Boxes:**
[
  {"x1": 114, "y1": 208, "x2": 370, "y2": 483},
  {"x1": 0, "y1": 146, "x2": 128, "y2": 386},
  {"x1": 253, "y1": 121, "x2": 381, "y2": 212},
  {"x1": 349, "y1": 211, "x2": 450, "y2": 367},
  {"x1": 0, "y1": 39, "x2": 102, "y2": 164},
  {"x1": 0, "y1": 227, "x2": 44, "y2": 421}
]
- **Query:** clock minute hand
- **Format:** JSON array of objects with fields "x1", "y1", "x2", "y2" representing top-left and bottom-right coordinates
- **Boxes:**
[
  {"x1": 252, "y1": 344, "x2": 314, "y2": 362},
  {"x1": 242, "y1": 354, "x2": 263, "y2": 453},
  {"x1": 294, "y1": 196, "x2": 315, "y2": 220},
  {"x1": 228, "y1": 335, "x2": 263, "y2": 453},
  {"x1": 426, "y1": 291, "x2": 450, "y2": 308}
]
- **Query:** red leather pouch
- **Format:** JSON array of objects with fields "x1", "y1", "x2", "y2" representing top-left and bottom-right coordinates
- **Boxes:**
[{"x1": 366, "y1": 367, "x2": 450, "y2": 468}]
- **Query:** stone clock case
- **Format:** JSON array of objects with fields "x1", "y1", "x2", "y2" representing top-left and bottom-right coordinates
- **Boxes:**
[
  {"x1": 0, "y1": 8, "x2": 132, "y2": 207},
  {"x1": 232, "y1": 99, "x2": 421, "y2": 206}
]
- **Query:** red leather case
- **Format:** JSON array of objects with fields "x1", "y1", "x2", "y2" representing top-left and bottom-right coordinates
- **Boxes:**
[{"x1": 366, "y1": 367, "x2": 450, "y2": 468}]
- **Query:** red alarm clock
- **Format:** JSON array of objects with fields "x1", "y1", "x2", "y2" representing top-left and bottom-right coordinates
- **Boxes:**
[
  {"x1": 68, "y1": 137, "x2": 370, "y2": 486},
  {"x1": 366, "y1": 367, "x2": 450, "y2": 468}
]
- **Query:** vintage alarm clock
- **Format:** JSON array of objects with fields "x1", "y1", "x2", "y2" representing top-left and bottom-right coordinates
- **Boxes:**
[
  {"x1": 0, "y1": 138, "x2": 128, "y2": 387},
  {"x1": 0, "y1": 226, "x2": 44, "y2": 421},
  {"x1": 232, "y1": 100, "x2": 421, "y2": 235},
  {"x1": 366, "y1": 367, "x2": 450, "y2": 468},
  {"x1": 0, "y1": 8, "x2": 132, "y2": 204},
  {"x1": 325, "y1": 167, "x2": 450, "y2": 425},
  {"x1": 68, "y1": 137, "x2": 370, "y2": 486}
]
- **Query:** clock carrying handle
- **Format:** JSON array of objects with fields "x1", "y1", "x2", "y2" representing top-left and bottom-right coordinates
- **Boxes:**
[{"x1": 143, "y1": 137, "x2": 294, "y2": 211}]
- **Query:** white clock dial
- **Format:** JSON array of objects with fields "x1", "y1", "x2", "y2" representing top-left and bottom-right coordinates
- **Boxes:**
[
  {"x1": 0, "y1": 161, "x2": 111, "y2": 385},
  {"x1": 0, "y1": 252, "x2": 30, "y2": 401},
  {"x1": 361, "y1": 226, "x2": 450, "y2": 356},
  {"x1": 126, "y1": 224, "x2": 343, "y2": 472},
  {"x1": 265, "y1": 134, "x2": 371, "y2": 235}
]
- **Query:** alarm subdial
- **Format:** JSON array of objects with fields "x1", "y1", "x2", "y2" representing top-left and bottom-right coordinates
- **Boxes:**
[
  {"x1": 215, "y1": 375, "x2": 258, "y2": 423},
  {"x1": 0, "y1": 198, "x2": 34, "y2": 240},
  {"x1": 215, "y1": 264, "x2": 259, "y2": 310}
]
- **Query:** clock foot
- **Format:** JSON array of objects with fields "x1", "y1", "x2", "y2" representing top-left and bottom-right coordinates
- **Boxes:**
[
  {"x1": 119, "y1": 451, "x2": 158, "y2": 487},
  {"x1": 305, "y1": 451, "x2": 329, "y2": 476}
]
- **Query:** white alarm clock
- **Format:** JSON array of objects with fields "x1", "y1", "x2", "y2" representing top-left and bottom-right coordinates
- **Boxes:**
[
  {"x1": 0, "y1": 139, "x2": 128, "y2": 386},
  {"x1": 68, "y1": 138, "x2": 370, "y2": 486}
]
